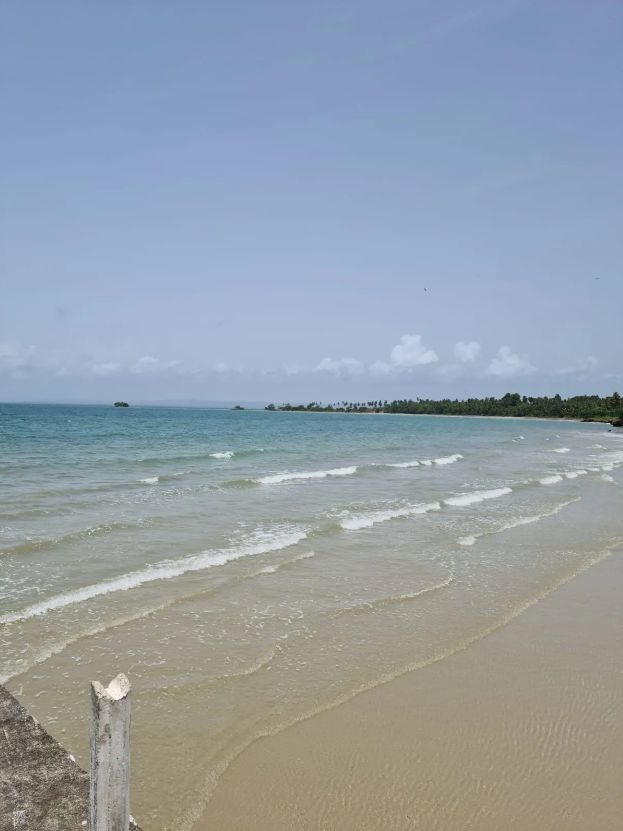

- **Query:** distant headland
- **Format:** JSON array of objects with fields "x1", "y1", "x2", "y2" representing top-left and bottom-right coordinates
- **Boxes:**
[{"x1": 265, "y1": 392, "x2": 623, "y2": 426}]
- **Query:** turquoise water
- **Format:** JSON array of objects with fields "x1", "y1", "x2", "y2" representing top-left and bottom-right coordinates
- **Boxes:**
[{"x1": 1, "y1": 404, "x2": 622, "y2": 829}]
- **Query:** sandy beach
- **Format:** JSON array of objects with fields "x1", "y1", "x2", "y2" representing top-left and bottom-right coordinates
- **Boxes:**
[{"x1": 202, "y1": 546, "x2": 623, "y2": 831}]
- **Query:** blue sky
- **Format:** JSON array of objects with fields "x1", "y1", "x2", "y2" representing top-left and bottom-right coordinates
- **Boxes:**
[{"x1": 2, "y1": 0, "x2": 622, "y2": 403}]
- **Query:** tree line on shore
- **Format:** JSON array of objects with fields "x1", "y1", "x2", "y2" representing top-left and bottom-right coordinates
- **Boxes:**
[{"x1": 265, "y1": 392, "x2": 623, "y2": 425}]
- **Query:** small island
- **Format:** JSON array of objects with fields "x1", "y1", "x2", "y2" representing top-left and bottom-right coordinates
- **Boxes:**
[
  {"x1": 232, "y1": 405, "x2": 245, "y2": 410},
  {"x1": 114, "y1": 401, "x2": 129, "y2": 408}
]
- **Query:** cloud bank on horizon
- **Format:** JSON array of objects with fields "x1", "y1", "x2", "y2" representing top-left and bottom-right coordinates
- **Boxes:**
[
  {"x1": 2, "y1": 1, "x2": 622, "y2": 402},
  {"x1": 0, "y1": 333, "x2": 614, "y2": 403}
]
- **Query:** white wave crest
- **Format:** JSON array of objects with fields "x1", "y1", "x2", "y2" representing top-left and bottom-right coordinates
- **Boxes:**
[
  {"x1": 455, "y1": 497, "x2": 581, "y2": 547},
  {"x1": 386, "y1": 454, "x2": 463, "y2": 467},
  {"x1": 331, "y1": 571, "x2": 454, "y2": 617},
  {"x1": 257, "y1": 551, "x2": 316, "y2": 574},
  {"x1": 139, "y1": 476, "x2": 159, "y2": 484},
  {"x1": 341, "y1": 501, "x2": 441, "y2": 531},
  {"x1": 444, "y1": 487, "x2": 512, "y2": 507},
  {"x1": 553, "y1": 447, "x2": 571, "y2": 454},
  {"x1": 434, "y1": 454, "x2": 464, "y2": 465},
  {"x1": 210, "y1": 451, "x2": 234, "y2": 459},
  {"x1": 257, "y1": 466, "x2": 357, "y2": 484},
  {"x1": 539, "y1": 474, "x2": 563, "y2": 485},
  {"x1": 597, "y1": 451, "x2": 623, "y2": 469},
  {"x1": 601, "y1": 474, "x2": 615, "y2": 483},
  {"x1": 567, "y1": 469, "x2": 587, "y2": 478},
  {"x1": 0, "y1": 527, "x2": 309, "y2": 625},
  {"x1": 500, "y1": 498, "x2": 581, "y2": 531}
]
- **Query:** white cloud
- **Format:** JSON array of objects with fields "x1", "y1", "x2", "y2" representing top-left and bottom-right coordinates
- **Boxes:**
[
  {"x1": 130, "y1": 355, "x2": 181, "y2": 374},
  {"x1": 0, "y1": 342, "x2": 38, "y2": 375},
  {"x1": 390, "y1": 334, "x2": 438, "y2": 368},
  {"x1": 315, "y1": 335, "x2": 437, "y2": 378},
  {"x1": 283, "y1": 365, "x2": 304, "y2": 376},
  {"x1": 369, "y1": 360, "x2": 394, "y2": 376},
  {"x1": 340, "y1": 357, "x2": 365, "y2": 375},
  {"x1": 454, "y1": 340, "x2": 481, "y2": 363},
  {"x1": 487, "y1": 346, "x2": 536, "y2": 377},
  {"x1": 557, "y1": 356, "x2": 598, "y2": 375},
  {"x1": 315, "y1": 357, "x2": 364, "y2": 376},
  {"x1": 90, "y1": 361, "x2": 121, "y2": 376},
  {"x1": 316, "y1": 358, "x2": 340, "y2": 373}
]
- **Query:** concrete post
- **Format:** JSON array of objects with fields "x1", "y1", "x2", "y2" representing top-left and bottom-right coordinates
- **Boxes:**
[{"x1": 89, "y1": 674, "x2": 131, "y2": 831}]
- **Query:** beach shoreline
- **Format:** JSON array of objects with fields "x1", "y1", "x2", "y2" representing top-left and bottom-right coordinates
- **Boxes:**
[
  {"x1": 3, "y1": 404, "x2": 622, "y2": 831},
  {"x1": 263, "y1": 407, "x2": 623, "y2": 426},
  {"x1": 200, "y1": 546, "x2": 623, "y2": 831}
]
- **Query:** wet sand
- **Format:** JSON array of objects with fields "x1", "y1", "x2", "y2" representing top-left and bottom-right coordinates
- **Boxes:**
[{"x1": 201, "y1": 548, "x2": 623, "y2": 831}]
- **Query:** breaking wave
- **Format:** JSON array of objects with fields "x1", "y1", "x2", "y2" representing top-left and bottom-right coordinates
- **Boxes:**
[
  {"x1": 539, "y1": 474, "x2": 563, "y2": 485},
  {"x1": 340, "y1": 501, "x2": 441, "y2": 531},
  {"x1": 331, "y1": 571, "x2": 454, "y2": 618},
  {"x1": 256, "y1": 466, "x2": 357, "y2": 484},
  {"x1": 256, "y1": 551, "x2": 316, "y2": 574},
  {"x1": 456, "y1": 498, "x2": 581, "y2": 547},
  {"x1": 386, "y1": 453, "x2": 462, "y2": 468},
  {"x1": 443, "y1": 487, "x2": 512, "y2": 507},
  {"x1": 0, "y1": 526, "x2": 309, "y2": 625},
  {"x1": 434, "y1": 453, "x2": 464, "y2": 465}
]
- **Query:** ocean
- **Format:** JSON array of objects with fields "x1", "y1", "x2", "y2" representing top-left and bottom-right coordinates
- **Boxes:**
[{"x1": 1, "y1": 403, "x2": 622, "y2": 829}]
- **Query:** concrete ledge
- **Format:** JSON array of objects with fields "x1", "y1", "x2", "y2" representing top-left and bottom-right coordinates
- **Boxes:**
[{"x1": 0, "y1": 685, "x2": 140, "y2": 831}]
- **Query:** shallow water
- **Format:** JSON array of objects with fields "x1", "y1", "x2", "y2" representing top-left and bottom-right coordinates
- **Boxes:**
[{"x1": 1, "y1": 404, "x2": 622, "y2": 829}]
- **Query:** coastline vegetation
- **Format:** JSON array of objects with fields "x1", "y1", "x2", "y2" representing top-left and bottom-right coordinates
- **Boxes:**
[{"x1": 265, "y1": 392, "x2": 623, "y2": 426}]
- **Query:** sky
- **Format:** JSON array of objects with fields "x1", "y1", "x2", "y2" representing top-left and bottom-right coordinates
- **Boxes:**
[{"x1": 1, "y1": 0, "x2": 622, "y2": 404}]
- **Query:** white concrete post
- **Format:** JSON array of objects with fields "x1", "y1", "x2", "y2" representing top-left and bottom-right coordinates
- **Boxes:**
[{"x1": 89, "y1": 674, "x2": 131, "y2": 831}]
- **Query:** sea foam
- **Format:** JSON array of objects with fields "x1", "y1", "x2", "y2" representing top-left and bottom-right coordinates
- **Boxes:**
[
  {"x1": 456, "y1": 498, "x2": 581, "y2": 547},
  {"x1": 257, "y1": 466, "x2": 357, "y2": 484},
  {"x1": 209, "y1": 451, "x2": 235, "y2": 459},
  {"x1": 539, "y1": 475, "x2": 563, "y2": 485},
  {"x1": 443, "y1": 487, "x2": 512, "y2": 507},
  {"x1": 341, "y1": 501, "x2": 440, "y2": 531},
  {"x1": 0, "y1": 526, "x2": 309, "y2": 625},
  {"x1": 388, "y1": 454, "x2": 463, "y2": 467},
  {"x1": 331, "y1": 572, "x2": 454, "y2": 617},
  {"x1": 565, "y1": 470, "x2": 587, "y2": 479},
  {"x1": 434, "y1": 454, "x2": 464, "y2": 465}
]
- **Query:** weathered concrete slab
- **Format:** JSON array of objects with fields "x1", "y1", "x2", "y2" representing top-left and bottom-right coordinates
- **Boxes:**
[{"x1": 0, "y1": 685, "x2": 140, "y2": 831}]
